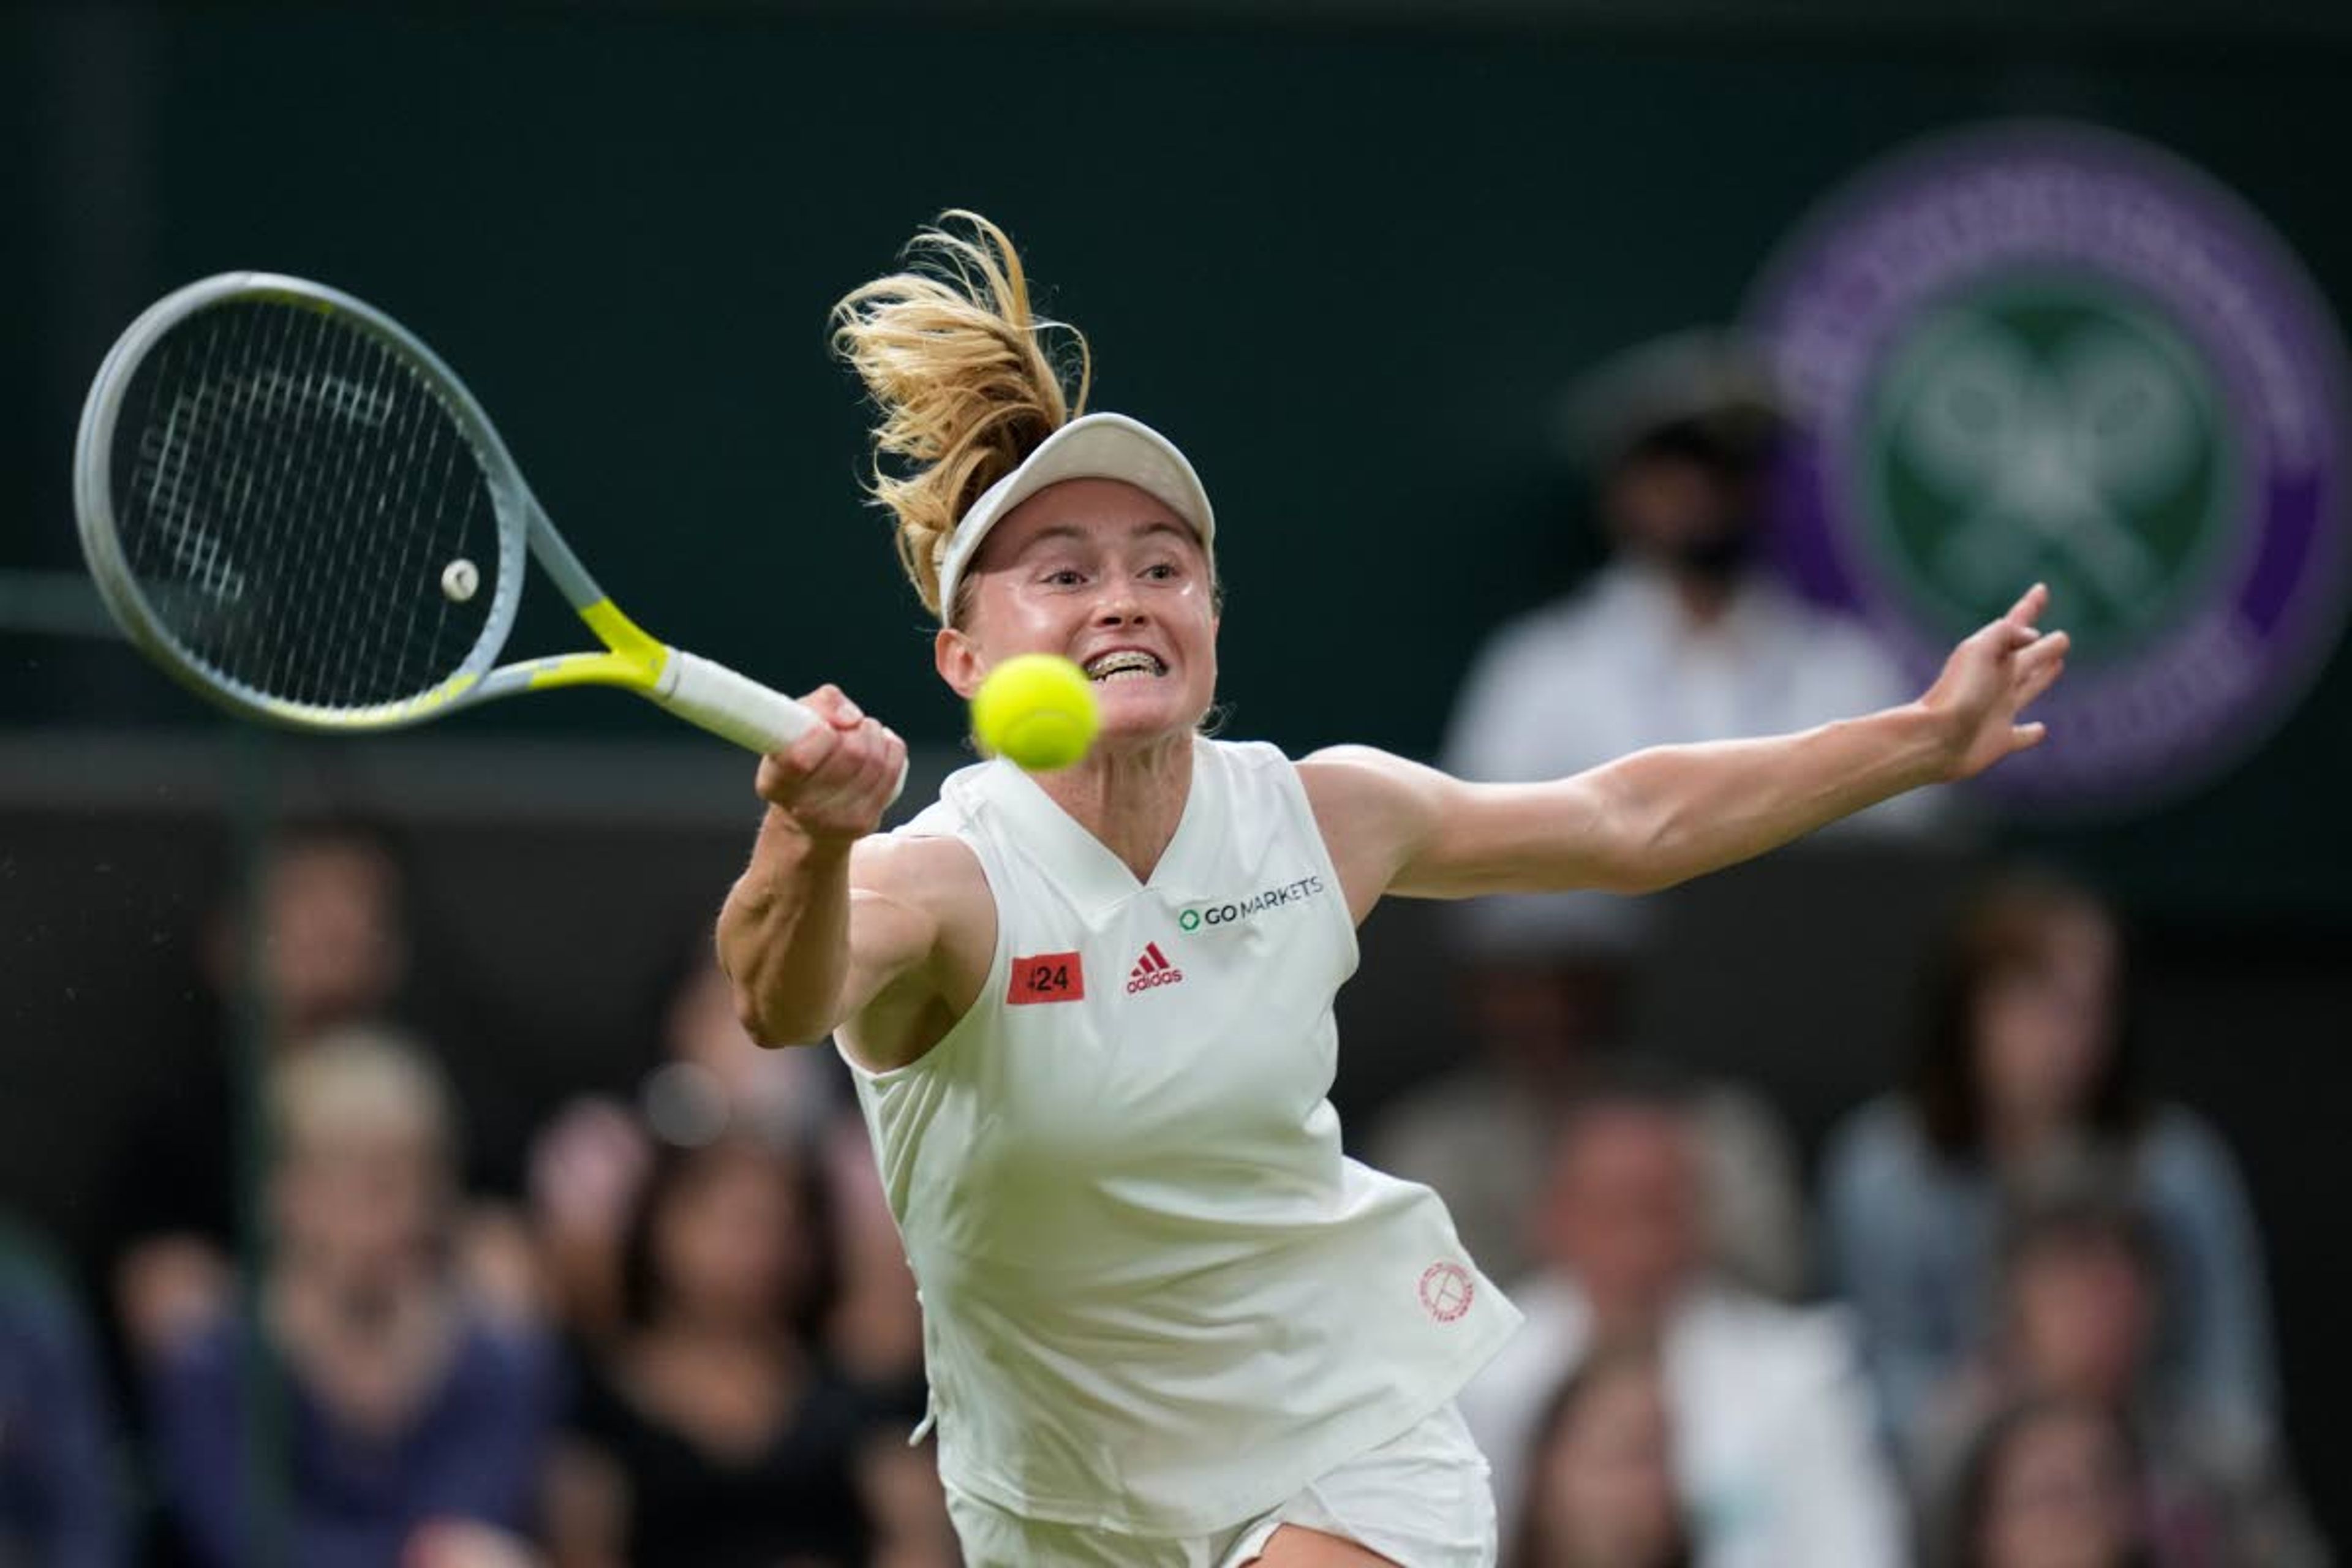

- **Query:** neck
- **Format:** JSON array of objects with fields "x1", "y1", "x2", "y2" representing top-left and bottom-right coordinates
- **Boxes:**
[
  {"x1": 1987, "y1": 1107, "x2": 2070, "y2": 1164},
  {"x1": 1670, "y1": 569, "x2": 1738, "y2": 627},
  {"x1": 1036, "y1": 731, "x2": 1196, "y2": 882},
  {"x1": 637, "y1": 1315, "x2": 808, "y2": 1397}
]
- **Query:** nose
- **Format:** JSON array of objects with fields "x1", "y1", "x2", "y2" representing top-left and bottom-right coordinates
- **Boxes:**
[{"x1": 1092, "y1": 582, "x2": 1148, "y2": 625}]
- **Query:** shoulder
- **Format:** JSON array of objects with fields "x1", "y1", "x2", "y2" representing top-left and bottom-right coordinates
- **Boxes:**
[
  {"x1": 1825, "y1": 1093, "x2": 1927, "y2": 1158},
  {"x1": 1822, "y1": 1096, "x2": 1941, "y2": 1195},
  {"x1": 1296, "y1": 744, "x2": 1446, "y2": 813},
  {"x1": 2135, "y1": 1105, "x2": 2253, "y2": 1200},
  {"x1": 1692, "y1": 1079, "x2": 1797, "y2": 1152},
  {"x1": 851, "y1": 826, "x2": 987, "y2": 895},
  {"x1": 1689, "y1": 1289, "x2": 1869, "y2": 1387},
  {"x1": 2139, "y1": 1102, "x2": 2238, "y2": 1164},
  {"x1": 0, "y1": 1226, "x2": 81, "y2": 1334},
  {"x1": 151, "y1": 1312, "x2": 243, "y2": 1400},
  {"x1": 1200, "y1": 734, "x2": 1291, "y2": 774},
  {"x1": 849, "y1": 827, "x2": 992, "y2": 934},
  {"x1": 1291, "y1": 746, "x2": 1452, "y2": 921},
  {"x1": 1296, "y1": 745, "x2": 1449, "y2": 850},
  {"x1": 459, "y1": 1314, "x2": 557, "y2": 1383}
]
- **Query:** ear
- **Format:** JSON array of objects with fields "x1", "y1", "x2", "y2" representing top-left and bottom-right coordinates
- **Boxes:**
[{"x1": 935, "y1": 627, "x2": 987, "y2": 701}]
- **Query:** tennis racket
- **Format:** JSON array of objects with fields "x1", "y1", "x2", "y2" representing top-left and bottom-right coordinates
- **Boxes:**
[{"x1": 74, "y1": 271, "x2": 840, "y2": 765}]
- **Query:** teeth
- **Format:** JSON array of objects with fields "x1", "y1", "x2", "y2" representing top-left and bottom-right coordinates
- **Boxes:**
[{"x1": 1084, "y1": 651, "x2": 1164, "y2": 680}]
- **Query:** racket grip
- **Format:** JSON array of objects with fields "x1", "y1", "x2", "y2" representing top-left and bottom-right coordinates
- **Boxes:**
[{"x1": 657, "y1": 650, "x2": 907, "y2": 803}]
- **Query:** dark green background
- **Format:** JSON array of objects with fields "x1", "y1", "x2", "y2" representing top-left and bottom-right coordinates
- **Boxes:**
[{"x1": 6, "y1": 3, "x2": 2350, "y2": 923}]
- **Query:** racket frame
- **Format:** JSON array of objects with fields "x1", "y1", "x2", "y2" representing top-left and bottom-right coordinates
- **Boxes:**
[{"x1": 75, "y1": 273, "x2": 816, "y2": 758}]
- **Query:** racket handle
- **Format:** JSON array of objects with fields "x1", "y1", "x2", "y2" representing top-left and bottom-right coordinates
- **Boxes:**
[{"x1": 657, "y1": 650, "x2": 907, "y2": 803}]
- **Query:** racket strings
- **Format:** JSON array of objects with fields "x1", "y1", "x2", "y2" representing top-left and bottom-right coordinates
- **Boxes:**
[{"x1": 110, "y1": 300, "x2": 502, "y2": 712}]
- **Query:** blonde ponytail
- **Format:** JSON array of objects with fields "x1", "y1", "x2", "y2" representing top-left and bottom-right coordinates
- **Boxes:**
[{"x1": 831, "y1": 211, "x2": 1091, "y2": 619}]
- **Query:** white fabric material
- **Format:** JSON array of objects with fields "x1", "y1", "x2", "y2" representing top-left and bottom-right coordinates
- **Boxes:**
[
  {"x1": 846, "y1": 740, "x2": 1521, "y2": 1536},
  {"x1": 934, "y1": 411, "x2": 1216, "y2": 621},
  {"x1": 1457, "y1": 1275, "x2": 1907, "y2": 1568},
  {"x1": 944, "y1": 1399, "x2": 1498, "y2": 1568}
]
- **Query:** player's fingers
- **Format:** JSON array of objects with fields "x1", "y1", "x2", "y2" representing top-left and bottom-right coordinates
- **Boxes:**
[
  {"x1": 1963, "y1": 613, "x2": 2032, "y2": 658},
  {"x1": 2011, "y1": 720, "x2": 2049, "y2": 751},
  {"x1": 754, "y1": 752, "x2": 787, "y2": 803},
  {"x1": 839, "y1": 718, "x2": 895, "y2": 791},
  {"x1": 783, "y1": 714, "x2": 846, "y2": 772},
  {"x1": 805, "y1": 718, "x2": 900, "y2": 809},
  {"x1": 871, "y1": 728, "x2": 908, "y2": 807},
  {"x1": 755, "y1": 723, "x2": 841, "y2": 807},
  {"x1": 2020, "y1": 634, "x2": 2067, "y2": 671},
  {"x1": 853, "y1": 737, "x2": 902, "y2": 809},
  {"x1": 2005, "y1": 581, "x2": 2050, "y2": 628},
  {"x1": 2017, "y1": 655, "x2": 2065, "y2": 707},
  {"x1": 804, "y1": 716, "x2": 886, "y2": 789},
  {"x1": 797, "y1": 684, "x2": 867, "y2": 731}
]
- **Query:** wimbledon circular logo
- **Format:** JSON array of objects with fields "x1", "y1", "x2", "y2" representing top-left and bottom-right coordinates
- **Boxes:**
[{"x1": 1748, "y1": 121, "x2": 2349, "y2": 810}]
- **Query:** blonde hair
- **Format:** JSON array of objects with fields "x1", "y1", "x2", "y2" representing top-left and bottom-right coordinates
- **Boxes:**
[
  {"x1": 271, "y1": 1022, "x2": 456, "y2": 1167},
  {"x1": 831, "y1": 211, "x2": 1090, "y2": 620}
]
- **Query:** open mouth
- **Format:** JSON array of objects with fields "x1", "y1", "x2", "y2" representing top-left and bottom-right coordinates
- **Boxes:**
[{"x1": 1082, "y1": 650, "x2": 1167, "y2": 682}]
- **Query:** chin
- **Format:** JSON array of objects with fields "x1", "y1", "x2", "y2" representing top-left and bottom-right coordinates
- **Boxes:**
[{"x1": 1090, "y1": 681, "x2": 1210, "y2": 745}]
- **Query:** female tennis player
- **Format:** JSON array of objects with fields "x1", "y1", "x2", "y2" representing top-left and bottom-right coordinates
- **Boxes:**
[{"x1": 717, "y1": 213, "x2": 2068, "y2": 1568}]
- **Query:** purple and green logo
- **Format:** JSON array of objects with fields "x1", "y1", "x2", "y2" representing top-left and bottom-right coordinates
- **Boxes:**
[{"x1": 1749, "y1": 121, "x2": 2348, "y2": 810}]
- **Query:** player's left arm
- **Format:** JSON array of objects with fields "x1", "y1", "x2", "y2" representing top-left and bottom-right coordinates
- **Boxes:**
[{"x1": 1304, "y1": 585, "x2": 2066, "y2": 910}]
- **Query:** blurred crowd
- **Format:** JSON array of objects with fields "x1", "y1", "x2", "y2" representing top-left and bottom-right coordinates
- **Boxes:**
[{"x1": 0, "y1": 332, "x2": 2326, "y2": 1567}]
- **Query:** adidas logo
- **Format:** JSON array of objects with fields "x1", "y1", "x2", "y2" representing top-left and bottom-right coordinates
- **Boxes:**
[{"x1": 1125, "y1": 941, "x2": 1185, "y2": 994}]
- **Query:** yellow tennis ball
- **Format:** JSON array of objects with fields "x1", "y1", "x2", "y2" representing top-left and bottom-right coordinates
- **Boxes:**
[{"x1": 971, "y1": 653, "x2": 1099, "y2": 772}]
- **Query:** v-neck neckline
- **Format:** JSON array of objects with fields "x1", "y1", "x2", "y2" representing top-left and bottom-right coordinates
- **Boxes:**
[{"x1": 980, "y1": 742, "x2": 1215, "y2": 919}]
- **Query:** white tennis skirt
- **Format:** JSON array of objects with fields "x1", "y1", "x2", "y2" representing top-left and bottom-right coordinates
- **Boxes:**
[{"x1": 944, "y1": 1400, "x2": 1498, "y2": 1568}]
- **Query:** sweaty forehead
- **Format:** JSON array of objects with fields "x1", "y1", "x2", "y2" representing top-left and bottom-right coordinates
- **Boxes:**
[{"x1": 978, "y1": 478, "x2": 1200, "y2": 563}]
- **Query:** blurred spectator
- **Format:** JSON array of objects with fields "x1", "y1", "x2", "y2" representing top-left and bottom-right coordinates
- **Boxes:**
[
  {"x1": 526, "y1": 944, "x2": 922, "y2": 1389},
  {"x1": 1425, "y1": 326, "x2": 1933, "y2": 1306},
  {"x1": 1442, "y1": 327, "x2": 1939, "y2": 831},
  {"x1": 146, "y1": 1027, "x2": 557, "y2": 1568},
  {"x1": 1370, "y1": 903, "x2": 1807, "y2": 1297},
  {"x1": 1819, "y1": 871, "x2": 2280, "y2": 1453},
  {"x1": 543, "y1": 1132, "x2": 953, "y2": 1568},
  {"x1": 1915, "y1": 1183, "x2": 2324, "y2": 1567},
  {"x1": 0, "y1": 1215, "x2": 124, "y2": 1568},
  {"x1": 99, "y1": 816, "x2": 412, "y2": 1365},
  {"x1": 1458, "y1": 1068, "x2": 1905, "y2": 1567},
  {"x1": 1939, "y1": 1398, "x2": 2155, "y2": 1568},
  {"x1": 1509, "y1": 1344, "x2": 1695, "y2": 1568}
]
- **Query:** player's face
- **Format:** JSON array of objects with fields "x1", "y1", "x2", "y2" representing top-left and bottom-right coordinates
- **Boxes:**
[{"x1": 943, "y1": 478, "x2": 1219, "y2": 746}]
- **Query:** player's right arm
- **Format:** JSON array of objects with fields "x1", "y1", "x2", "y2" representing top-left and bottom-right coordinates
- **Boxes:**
[{"x1": 716, "y1": 685, "x2": 918, "y2": 1049}]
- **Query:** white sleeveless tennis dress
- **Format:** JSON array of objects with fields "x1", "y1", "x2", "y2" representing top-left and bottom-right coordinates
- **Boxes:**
[{"x1": 842, "y1": 738, "x2": 1520, "y2": 1556}]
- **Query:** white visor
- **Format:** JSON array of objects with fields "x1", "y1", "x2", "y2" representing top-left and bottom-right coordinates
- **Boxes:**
[{"x1": 933, "y1": 412, "x2": 1215, "y2": 624}]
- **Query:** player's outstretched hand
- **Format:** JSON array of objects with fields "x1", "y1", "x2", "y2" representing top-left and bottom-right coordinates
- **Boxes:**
[
  {"x1": 755, "y1": 685, "x2": 905, "y2": 844},
  {"x1": 1920, "y1": 582, "x2": 2071, "y2": 782}
]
